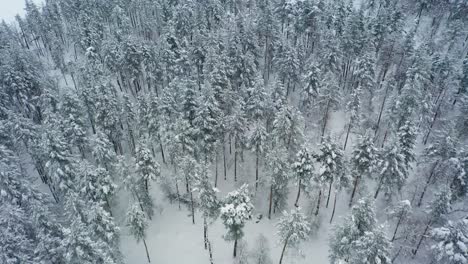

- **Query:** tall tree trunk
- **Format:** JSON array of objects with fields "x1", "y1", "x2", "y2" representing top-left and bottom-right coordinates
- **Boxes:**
[
  {"x1": 326, "y1": 180, "x2": 333, "y2": 208},
  {"x1": 315, "y1": 189, "x2": 322, "y2": 216},
  {"x1": 190, "y1": 188, "x2": 195, "y2": 224},
  {"x1": 159, "y1": 138, "x2": 166, "y2": 164},
  {"x1": 233, "y1": 238, "x2": 238, "y2": 257},
  {"x1": 204, "y1": 217, "x2": 208, "y2": 250},
  {"x1": 391, "y1": 212, "x2": 404, "y2": 242},
  {"x1": 175, "y1": 179, "x2": 181, "y2": 210},
  {"x1": 223, "y1": 143, "x2": 227, "y2": 180},
  {"x1": 374, "y1": 174, "x2": 385, "y2": 199},
  {"x1": 294, "y1": 179, "x2": 301, "y2": 207},
  {"x1": 234, "y1": 151, "x2": 237, "y2": 182},
  {"x1": 278, "y1": 237, "x2": 289, "y2": 264},
  {"x1": 321, "y1": 99, "x2": 331, "y2": 141},
  {"x1": 215, "y1": 151, "x2": 218, "y2": 188},
  {"x1": 268, "y1": 185, "x2": 273, "y2": 219},
  {"x1": 330, "y1": 191, "x2": 338, "y2": 224},
  {"x1": 417, "y1": 161, "x2": 439, "y2": 207},
  {"x1": 343, "y1": 123, "x2": 352, "y2": 150},
  {"x1": 255, "y1": 149, "x2": 259, "y2": 192},
  {"x1": 208, "y1": 239, "x2": 214, "y2": 264},
  {"x1": 413, "y1": 221, "x2": 430, "y2": 256},
  {"x1": 143, "y1": 239, "x2": 151, "y2": 263},
  {"x1": 349, "y1": 174, "x2": 360, "y2": 207}
]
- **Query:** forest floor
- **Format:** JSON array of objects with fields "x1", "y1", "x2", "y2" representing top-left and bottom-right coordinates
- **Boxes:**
[{"x1": 116, "y1": 111, "x2": 365, "y2": 264}]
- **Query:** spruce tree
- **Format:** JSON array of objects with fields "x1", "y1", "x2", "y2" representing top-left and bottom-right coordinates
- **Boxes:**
[{"x1": 220, "y1": 184, "x2": 254, "y2": 258}]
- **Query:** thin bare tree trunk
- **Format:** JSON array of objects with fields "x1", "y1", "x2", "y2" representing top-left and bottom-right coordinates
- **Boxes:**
[
  {"x1": 417, "y1": 161, "x2": 439, "y2": 207},
  {"x1": 349, "y1": 174, "x2": 360, "y2": 207},
  {"x1": 326, "y1": 181, "x2": 333, "y2": 208},
  {"x1": 233, "y1": 239, "x2": 238, "y2": 257},
  {"x1": 315, "y1": 189, "x2": 322, "y2": 216},
  {"x1": 143, "y1": 239, "x2": 151, "y2": 263},
  {"x1": 294, "y1": 179, "x2": 301, "y2": 207},
  {"x1": 278, "y1": 236, "x2": 289, "y2": 264},
  {"x1": 330, "y1": 191, "x2": 338, "y2": 223},
  {"x1": 268, "y1": 185, "x2": 273, "y2": 219}
]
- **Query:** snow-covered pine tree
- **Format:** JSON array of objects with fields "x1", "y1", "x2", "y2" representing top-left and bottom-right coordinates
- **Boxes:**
[
  {"x1": 276, "y1": 207, "x2": 311, "y2": 264},
  {"x1": 431, "y1": 218, "x2": 468, "y2": 264},
  {"x1": 272, "y1": 104, "x2": 304, "y2": 155},
  {"x1": 265, "y1": 145, "x2": 291, "y2": 219},
  {"x1": 194, "y1": 86, "x2": 222, "y2": 163},
  {"x1": 397, "y1": 120, "x2": 417, "y2": 170},
  {"x1": 386, "y1": 200, "x2": 412, "y2": 242},
  {"x1": 349, "y1": 134, "x2": 378, "y2": 207},
  {"x1": 248, "y1": 122, "x2": 268, "y2": 191},
  {"x1": 127, "y1": 204, "x2": 151, "y2": 263},
  {"x1": 374, "y1": 145, "x2": 408, "y2": 200},
  {"x1": 413, "y1": 187, "x2": 453, "y2": 256},
  {"x1": 292, "y1": 147, "x2": 314, "y2": 207},
  {"x1": 193, "y1": 165, "x2": 221, "y2": 250},
  {"x1": 220, "y1": 184, "x2": 254, "y2": 257},
  {"x1": 315, "y1": 136, "x2": 346, "y2": 209},
  {"x1": 135, "y1": 139, "x2": 161, "y2": 193},
  {"x1": 329, "y1": 197, "x2": 391, "y2": 264},
  {"x1": 245, "y1": 76, "x2": 267, "y2": 122},
  {"x1": 343, "y1": 86, "x2": 362, "y2": 150}
]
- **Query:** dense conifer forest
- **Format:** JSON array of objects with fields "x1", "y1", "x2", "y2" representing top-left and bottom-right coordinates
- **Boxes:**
[{"x1": 1, "y1": 0, "x2": 468, "y2": 263}]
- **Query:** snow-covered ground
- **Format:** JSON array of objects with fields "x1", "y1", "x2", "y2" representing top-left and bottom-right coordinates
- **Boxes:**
[{"x1": 117, "y1": 111, "x2": 361, "y2": 264}]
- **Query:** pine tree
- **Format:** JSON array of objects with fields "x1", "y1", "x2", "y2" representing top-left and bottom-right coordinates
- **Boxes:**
[
  {"x1": 276, "y1": 208, "x2": 311, "y2": 264},
  {"x1": 386, "y1": 200, "x2": 412, "y2": 242},
  {"x1": 135, "y1": 140, "x2": 161, "y2": 193},
  {"x1": 374, "y1": 145, "x2": 408, "y2": 199},
  {"x1": 194, "y1": 165, "x2": 221, "y2": 250},
  {"x1": 265, "y1": 146, "x2": 291, "y2": 219},
  {"x1": 397, "y1": 120, "x2": 417, "y2": 169},
  {"x1": 292, "y1": 148, "x2": 314, "y2": 207},
  {"x1": 315, "y1": 137, "x2": 346, "y2": 209},
  {"x1": 330, "y1": 197, "x2": 391, "y2": 264},
  {"x1": 220, "y1": 184, "x2": 254, "y2": 258},
  {"x1": 127, "y1": 204, "x2": 151, "y2": 263},
  {"x1": 431, "y1": 218, "x2": 468, "y2": 264},
  {"x1": 349, "y1": 134, "x2": 378, "y2": 207},
  {"x1": 248, "y1": 122, "x2": 268, "y2": 191},
  {"x1": 272, "y1": 104, "x2": 304, "y2": 154}
]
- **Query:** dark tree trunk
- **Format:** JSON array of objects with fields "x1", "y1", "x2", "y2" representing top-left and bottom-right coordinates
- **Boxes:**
[
  {"x1": 255, "y1": 149, "x2": 259, "y2": 191},
  {"x1": 349, "y1": 174, "x2": 360, "y2": 207},
  {"x1": 294, "y1": 179, "x2": 301, "y2": 207},
  {"x1": 279, "y1": 237, "x2": 289, "y2": 264},
  {"x1": 233, "y1": 239, "x2": 238, "y2": 257},
  {"x1": 175, "y1": 178, "x2": 181, "y2": 210},
  {"x1": 315, "y1": 189, "x2": 322, "y2": 216},
  {"x1": 204, "y1": 217, "x2": 208, "y2": 250},
  {"x1": 223, "y1": 143, "x2": 227, "y2": 181},
  {"x1": 330, "y1": 191, "x2": 338, "y2": 224},
  {"x1": 321, "y1": 99, "x2": 331, "y2": 141},
  {"x1": 215, "y1": 151, "x2": 218, "y2": 188},
  {"x1": 391, "y1": 211, "x2": 404, "y2": 242},
  {"x1": 413, "y1": 221, "x2": 430, "y2": 256},
  {"x1": 159, "y1": 138, "x2": 166, "y2": 164},
  {"x1": 418, "y1": 161, "x2": 439, "y2": 207},
  {"x1": 268, "y1": 185, "x2": 273, "y2": 219},
  {"x1": 190, "y1": 188, "x2": 195, "y2": 224},
  {"x1": 234, "y1": 151, "x2": 237, "y2": 182},
  {"x1": 343, "y1": 123, "x2": 352, "y2": 150},
  {"x1": 374, "y1": 174, "x2": 385, "y2": 199},
  {"x1": 143, "y1": 239, "x2": 151, "y2": 263},
  {"x1": 326, "y1": 181, "x2": 333, "y2": 208},
  {"x1": 208, "y1": 239, "x2": 214, "y2": 264}
]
